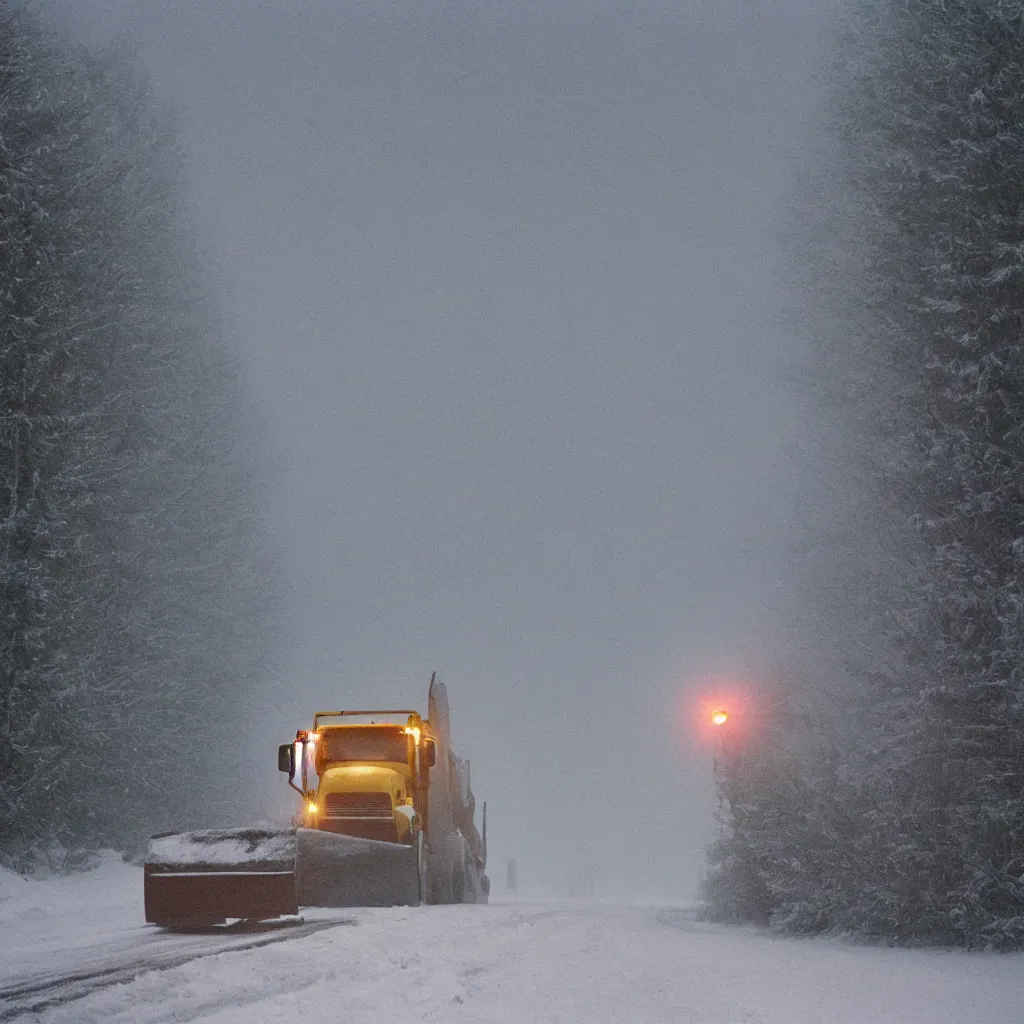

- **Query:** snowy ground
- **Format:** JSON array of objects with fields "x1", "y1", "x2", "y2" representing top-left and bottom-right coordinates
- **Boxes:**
[{"x1": 1, "y1": 858, "x2": 1021, "y2": 1023}]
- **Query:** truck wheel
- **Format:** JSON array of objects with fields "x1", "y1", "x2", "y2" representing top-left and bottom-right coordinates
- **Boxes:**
[
  {"x1": 450, "y1": 861, "x2": 466, "y2": 904},
  {"x1": 425, "y1": 850, "x2": 448, "y2": 904},
  {"x1": 429, "y1": 872, "x2": 449, "y2": 905}
]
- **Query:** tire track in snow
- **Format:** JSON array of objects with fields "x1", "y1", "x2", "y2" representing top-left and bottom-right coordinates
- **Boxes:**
[{"x1": 0, "y1": 917, "x2": 355, "y2": 1022}]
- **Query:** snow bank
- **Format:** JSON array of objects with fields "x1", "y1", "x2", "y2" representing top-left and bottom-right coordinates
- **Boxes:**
[
  {"x1": 0, "y1": 861, "x2": 33, "y2": 920},
  {"x1": 0, "y1": 850, "x2": 136, "y2": 927},
  {"x1": 0, "y1": 851, "x2": 145, "y2": 984}
]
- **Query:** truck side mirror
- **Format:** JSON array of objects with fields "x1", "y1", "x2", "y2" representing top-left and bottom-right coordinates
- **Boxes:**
[
  {"x1": 423, "y1": 738, "x2": 437, "y2": 768},
  {"x1": 278, "y1": 743, "x2": 295, "y2": 776}
]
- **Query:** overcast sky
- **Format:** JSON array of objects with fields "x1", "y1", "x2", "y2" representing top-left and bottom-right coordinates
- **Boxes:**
[{"x1": 43, "y1": 0, "x2": 829, "y2": 898}]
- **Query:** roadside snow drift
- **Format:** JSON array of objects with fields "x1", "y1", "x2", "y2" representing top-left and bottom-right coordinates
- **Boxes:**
[{"x1": 1, "y1": 860, "x2": 1021, "y2": 1023}]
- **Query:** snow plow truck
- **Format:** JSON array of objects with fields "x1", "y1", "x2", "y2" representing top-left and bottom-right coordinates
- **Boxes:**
[{"x1": 144, "y1": 675, "x2": 488, "y2": 927}]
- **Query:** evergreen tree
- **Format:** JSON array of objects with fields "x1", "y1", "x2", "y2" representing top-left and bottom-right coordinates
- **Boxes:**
[
  {"x1": 839, "y1": 0, "x2": 1024, "y2": 947},
  {"x1": 706, "y1": 0, "x2": 1024, "y2": 948},
  {"x1": 0, "y1": 5, "x2": 279, "y2": 867}
]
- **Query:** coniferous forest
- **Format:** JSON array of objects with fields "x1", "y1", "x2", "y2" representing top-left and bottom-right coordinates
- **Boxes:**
[
  {"x1": 3, "y1": 0, "x2": 1023, "y2": 954},
  {"x1": 0, "y1": 5, "x2": 279, "y2": 867},
  {"x1": 706, "y1": 0, "x2": 1024, "y2": 949}
]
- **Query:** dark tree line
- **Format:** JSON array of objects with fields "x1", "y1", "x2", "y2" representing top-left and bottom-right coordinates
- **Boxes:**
[
  {"x1": 705, "y1": 0, "x2": 1024, "y2": 948},
  {"x1": 0, "y1": 5, "x2": 280, "y2": 868}
]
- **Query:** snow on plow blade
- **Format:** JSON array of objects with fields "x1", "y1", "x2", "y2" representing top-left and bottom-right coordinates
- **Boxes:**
[{"x1": 145, "y1": 827, "x2": 420, "y2": 927}]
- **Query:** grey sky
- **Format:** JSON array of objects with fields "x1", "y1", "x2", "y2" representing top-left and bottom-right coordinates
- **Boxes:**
[{"x1": 44, "y1": 0, "x2": 827, "y2": 897}]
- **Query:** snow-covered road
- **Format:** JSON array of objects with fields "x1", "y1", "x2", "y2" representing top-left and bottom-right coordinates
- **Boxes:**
[{"x1": 1, "y1": 858, "x2": 1021, "y2": 1023}]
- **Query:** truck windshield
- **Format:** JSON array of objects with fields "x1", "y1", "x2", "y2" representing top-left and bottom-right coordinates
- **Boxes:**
[{"x1": 319, "y1": 727, "x2": 409, "y2": 766}]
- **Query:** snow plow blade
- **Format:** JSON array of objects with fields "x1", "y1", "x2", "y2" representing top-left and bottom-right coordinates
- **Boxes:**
[
  {"x1": 296, "y1": 828, "x2": 420, "y2": 907},
  {"x1": 144, "y1": 828, "x2": 298, "y2": 927},
  {"x1": 144, "y1": 827, "x2": 420, "y2": 927}
]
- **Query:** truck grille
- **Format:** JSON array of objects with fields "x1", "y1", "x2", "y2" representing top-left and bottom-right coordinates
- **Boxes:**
[{"x1": 323, "y1": 792, "x2": 393, "y2": 819}]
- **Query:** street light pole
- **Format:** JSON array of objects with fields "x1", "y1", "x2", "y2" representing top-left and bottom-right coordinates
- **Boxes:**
[{"x1": 710, "y1": 709, "x2": 731, "y2": 837}]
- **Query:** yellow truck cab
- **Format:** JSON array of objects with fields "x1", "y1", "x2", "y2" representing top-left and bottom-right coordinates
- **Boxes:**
[{"x1": 302, "y1": 713, "x2": 434, "y2": 844}]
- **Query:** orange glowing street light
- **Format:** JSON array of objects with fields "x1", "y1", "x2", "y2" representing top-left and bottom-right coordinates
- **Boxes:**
[{"x1": 711, "y1": 709, "x2": 729, "y2": 727}]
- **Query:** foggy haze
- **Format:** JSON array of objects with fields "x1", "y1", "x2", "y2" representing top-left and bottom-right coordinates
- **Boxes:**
[{"x1": 42, "y1": 0, "x2": 828, "y2": 898}]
